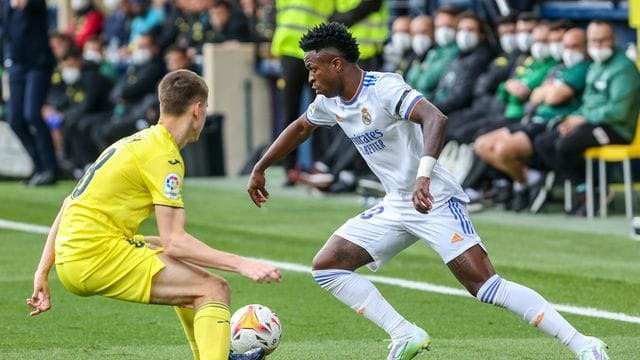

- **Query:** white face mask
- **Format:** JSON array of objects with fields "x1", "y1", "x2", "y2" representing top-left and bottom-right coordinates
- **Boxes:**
[
  {"x1": 562, "y1": 49, "x2": 585, "y2": 68},
  {"x1": 71, "y1": 0, "x2": 88, "y2": 11},
  {"x1": 588, "y1": 47, "x2": 614, "y2": 64},
  {"x1": 626, "y1": 43, "x2": 637, "y2": 62},
  {"x1": 411, "y1": 34, "x2": 432, "y2": 56},
  {"x1": 516, "y1": 31, "x2": 533, "y2": 52},
  {"x1": 530, "y1": 42, "x2": 550, "y2": 61},
  {"x1": 391, "y1": 32, "x2": 411, "y2": 52},
  {"x1": 456, "y1": 30, "x2": 479, "y2": 52},
  {"x1": 435, "y1": 27, "x2": 456, "y2": 46},
  {"x1": 61, "y1": 67, "x2": 81, "y2": 85},
  {"x1": 103, "y1": 0, "x2": 121, "y2": 12},
  {"x1": 83, "y1": 50, "x2": 103, "y2": 63},
  {"x1": 549, "y1": 42, "x2": 563, "y2": 61},
  {"x1": 131, "y1": 48, "x2": 152, "y2": 65},
  {"x1": 500, "y1": 33, "x2": 517, "y2": 53}
]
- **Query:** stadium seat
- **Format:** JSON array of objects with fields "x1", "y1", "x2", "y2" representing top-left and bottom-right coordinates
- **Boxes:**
[{"x1": 584, "y1": 117, "x2": 640, "y2": 219}]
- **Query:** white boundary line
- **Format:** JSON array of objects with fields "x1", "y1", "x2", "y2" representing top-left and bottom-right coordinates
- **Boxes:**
[{"x1": 4, "y1": 218, "x2": 639, "y2": 325}]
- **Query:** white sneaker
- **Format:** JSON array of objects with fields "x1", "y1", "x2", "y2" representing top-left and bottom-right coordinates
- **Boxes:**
[
  {"x1": 387, "y1": 327, "x2": 431, "y2": 360},
  {"x1": 576, "y1": 337, "x2": 609, "y2": 360}
]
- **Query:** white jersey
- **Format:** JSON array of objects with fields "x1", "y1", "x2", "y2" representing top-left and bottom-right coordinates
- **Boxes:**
[{"x1": 305, "y1": 71, "x2": 468, "y2": 204}]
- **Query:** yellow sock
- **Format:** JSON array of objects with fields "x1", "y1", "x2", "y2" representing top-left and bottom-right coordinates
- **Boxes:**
[
  {"x1": 194, "y1": 301, "x2": 231, "y2": 360},
  {"x1": 175, "y1": 306, "x2": 200, "y2": 360}
]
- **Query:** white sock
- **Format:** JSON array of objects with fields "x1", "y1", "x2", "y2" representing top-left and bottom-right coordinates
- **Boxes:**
[
  {"x1": 477, "y1": 275, "x2": 590, "y2": 354},
  {"x1": 513, "y1": 182, "x2": 525, "y2": 192},
  {"x1": 312, "y1": 269, "x2": 416, "y2": 339},
  {"x1": 526, "y1": 169, "x2": 542, "y2": 186}
]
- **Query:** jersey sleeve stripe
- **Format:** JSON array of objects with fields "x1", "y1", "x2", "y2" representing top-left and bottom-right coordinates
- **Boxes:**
[
  {"x1": 404, "y1": 96, "x2": 425, "y2": 120},
  {"x1": 395, "y1": 89, "x2": 411, "y2": 117}
]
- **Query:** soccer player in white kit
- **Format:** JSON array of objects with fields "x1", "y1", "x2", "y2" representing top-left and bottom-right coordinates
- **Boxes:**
[{"x1": 247, "y1": 23, "x2": 609, "y2": 360}]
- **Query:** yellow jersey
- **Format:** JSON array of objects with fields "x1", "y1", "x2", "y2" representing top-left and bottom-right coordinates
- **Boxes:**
[{"x1": 55, "y1": 125, "x2": 185, "y2": 263}]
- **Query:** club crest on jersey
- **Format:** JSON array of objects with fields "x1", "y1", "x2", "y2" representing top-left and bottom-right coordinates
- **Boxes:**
[
  {"x1": 307, "y1": 102, "x2": 316, "y2": 117},
  {"x1": 164, "y1": 173, "x2": 181, "y2": 200},
  {"x1": 361, "y1": 107, "x2": 372, "y2": 125}
]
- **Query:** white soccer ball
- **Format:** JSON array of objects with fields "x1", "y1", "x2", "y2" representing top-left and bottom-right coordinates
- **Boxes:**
[{"x1": 230, "y1": 304, "x2": 282, "y2": 355}]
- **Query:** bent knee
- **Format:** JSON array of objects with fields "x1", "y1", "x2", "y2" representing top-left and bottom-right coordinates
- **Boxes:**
[{"x1": 201, "y1": 275, "x2": 230, "y2": 302}]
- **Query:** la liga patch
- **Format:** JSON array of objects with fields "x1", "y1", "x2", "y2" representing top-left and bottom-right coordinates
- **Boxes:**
[{"x1": 164, "y1": 173, "x2": 181, "y2": 200}]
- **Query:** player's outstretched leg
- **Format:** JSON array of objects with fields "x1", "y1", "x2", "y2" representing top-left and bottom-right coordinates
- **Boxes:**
[
  {"x1": 477, "y1": 275, "x2": 608, "y2": 359},
  {"x1": 451, "y1": 245, "x2": 608, "y2": 358},
  {"x1": 312, "y1": 236, "x2": 429, "y2": 360}
]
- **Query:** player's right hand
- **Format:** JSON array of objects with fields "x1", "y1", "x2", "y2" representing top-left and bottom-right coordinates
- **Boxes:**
[
  {"x1": 413, "y1": 176, "x2": 434, "y2": 214},
  {"x1": 240, "y1": 259, "x2": 282, "y2": 284},
  {"x1": 27, "y1": 274, "x2": 51, "y2": 317},
  {"x1": 247, "y1": 171, "x2": 270, "y2": 208}
]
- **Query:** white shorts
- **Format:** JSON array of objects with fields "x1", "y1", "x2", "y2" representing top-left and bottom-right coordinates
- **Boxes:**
[{"x1": 334, "y1": 197, "x2": 486, "y2": 271}]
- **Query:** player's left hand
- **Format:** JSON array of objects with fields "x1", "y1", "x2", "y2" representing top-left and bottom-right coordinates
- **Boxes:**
[
  {"x1": 27, "y1": 273, "x2": 51, "y2": 317},
  {"x1": 240, "y1": 259, "x2": 282, "y2": 284},
  {"x1": 413, "y1": 176, "x2": 434, "y2": 214},
  {"x1": 247, "y1": 171, "x2": 270, "y2": 208}
]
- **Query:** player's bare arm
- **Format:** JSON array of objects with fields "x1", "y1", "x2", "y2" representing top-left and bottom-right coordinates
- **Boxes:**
[
  {"x1": 408, "y1": 99, "x2": 448, "y2": 213},
  {"x1": 247, "y1": 115, "x2": 316, "y2": 207},
  {"x1": 27, "y1": 197, "x2": 69, "y2": 316},
  {"x1": 155, "y1": 205, "x2": 282, "y2": 283}
]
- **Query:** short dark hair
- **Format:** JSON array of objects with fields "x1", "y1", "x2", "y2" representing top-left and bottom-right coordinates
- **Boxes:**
[
  {"x1": 165, "y1": 45, "x2": 188, "y2": 57},
  {"x1": 60, "y1": 46, "x2": 82, "y2": 62},
  {"x1": 299, "y1": 22, "x2": 360, "y2": 63},
  {"x1": 550, "y1": 19, "x2": 574, "y2": 31},
  {"x1": 517, "y1": 11, "x2": 539, "y2": 22},
  {"x1": 158, "y1": 70, "x2": 208, "y2": 116},
  {"x1": 457, "y1": 11, "x2": 486, "y2": 35},
  {"x1": 435, "y1": 4, "x2": 460, "y2": 17},
  {"x1": 495, "y1": 14, "x2": 517, "y2": 26}
]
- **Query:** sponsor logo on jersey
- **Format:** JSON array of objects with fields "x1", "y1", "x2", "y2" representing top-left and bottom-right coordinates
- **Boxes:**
[
  {"x1": 361, "y1": 107, "x2": 372, "y2": 125},
  {"x1": 164, "y1": 173, "x2": 181, "y2": 199}
]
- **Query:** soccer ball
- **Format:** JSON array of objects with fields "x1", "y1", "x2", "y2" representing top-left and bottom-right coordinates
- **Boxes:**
[{"x1": 230, "y1": 304, "x2": 282, "y2": 355}]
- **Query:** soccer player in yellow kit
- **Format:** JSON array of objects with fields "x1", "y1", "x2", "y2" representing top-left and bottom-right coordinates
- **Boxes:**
[{"x1": 26, "y1": 69, "x2": 281, "y2": 360}]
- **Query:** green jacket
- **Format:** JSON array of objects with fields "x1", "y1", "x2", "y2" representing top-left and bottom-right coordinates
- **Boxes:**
[
  {"x1": 574, "y1": 50, "x2": 640, "y2": 141},
  {"x1": 498, "y1": 56, "x2": 559, "y2": 119},
  {"x1": 535, "y1": 60, "x2": 591, "y2": 122},
  {"x1": 410, "y1": 43, "x2": 459, "y2": 98}
]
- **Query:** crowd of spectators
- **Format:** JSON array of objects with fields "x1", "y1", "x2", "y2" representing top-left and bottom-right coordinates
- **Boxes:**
[
  {"x1": 2, "y1": 0, "x2": 262, "y2": 184},
  {"x1": 2, "y1": 0, "x2": 640, "y2": 217}
]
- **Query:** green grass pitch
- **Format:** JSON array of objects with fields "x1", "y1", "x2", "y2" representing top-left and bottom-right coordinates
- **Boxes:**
[{"x1": 0, "y1": 175, "x2": 639, "y2": 359}]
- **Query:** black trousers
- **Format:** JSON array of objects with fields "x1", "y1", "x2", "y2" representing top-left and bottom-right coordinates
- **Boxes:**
[
  {"x1": 280, "y1": 56, "x2": 310, "y2": 171},
  {"x1": 534, "y1": 123, "x2": 629, "y2": 184}
]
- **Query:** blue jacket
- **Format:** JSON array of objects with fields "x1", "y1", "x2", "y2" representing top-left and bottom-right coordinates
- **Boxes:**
[{"x1": 2, "y1": 0, "x2": 54, "y2": 68}]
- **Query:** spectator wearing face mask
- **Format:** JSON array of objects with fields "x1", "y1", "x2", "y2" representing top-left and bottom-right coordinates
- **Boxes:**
[
  {"x1": 498, "y1": 21, "x2": 559, "y2": 122},
  {"x1": 475, "y1": 28, "x2": 591, "y2": 212},
  {"x1": 41, "y1": 48, "x2": 113, "y2": 173},
  {"x1": 444, "y1": 14, "x2": 523, "y2": 143},
  {"x1": 67, "y1": 0, "x2": 104, "y2": 48},
  {"x1": 207, "y1": 0, "x2": 251, "y2": 43},
  {"x1": 91, "y1": 32, "x2": 165, "y2": 151},
  {"x1": 404, "y1": 15, "x2": 434, "y2": 81},
  {"x1": 547, "y1": 20, "x2": 573, "y2": 63},
  {"x1": 429, "y1": 11, "x2": 493, "y2": 115},
  {"x1": 82, "y1": 36, "x2": 119, "y2": 81},
  {"x1": 410, "y1": 5, "x2": 460, "y2": 98},
  {"x1": 534, "y1": 21, "x2": 640, "y2": 216},
  {"x1": 382, "y1": 16, "x2": 411, "y2": 73}
]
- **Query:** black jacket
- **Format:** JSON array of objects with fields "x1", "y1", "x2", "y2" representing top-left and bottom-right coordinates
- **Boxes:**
[{"x1": 2, "y1": 0, "x2": 54, "y2": 68}]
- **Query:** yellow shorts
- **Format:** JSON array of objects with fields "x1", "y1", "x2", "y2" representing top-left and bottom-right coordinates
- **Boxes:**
[{"x1": 56, "y1": 235, "x2": 166, "y2": 304}]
